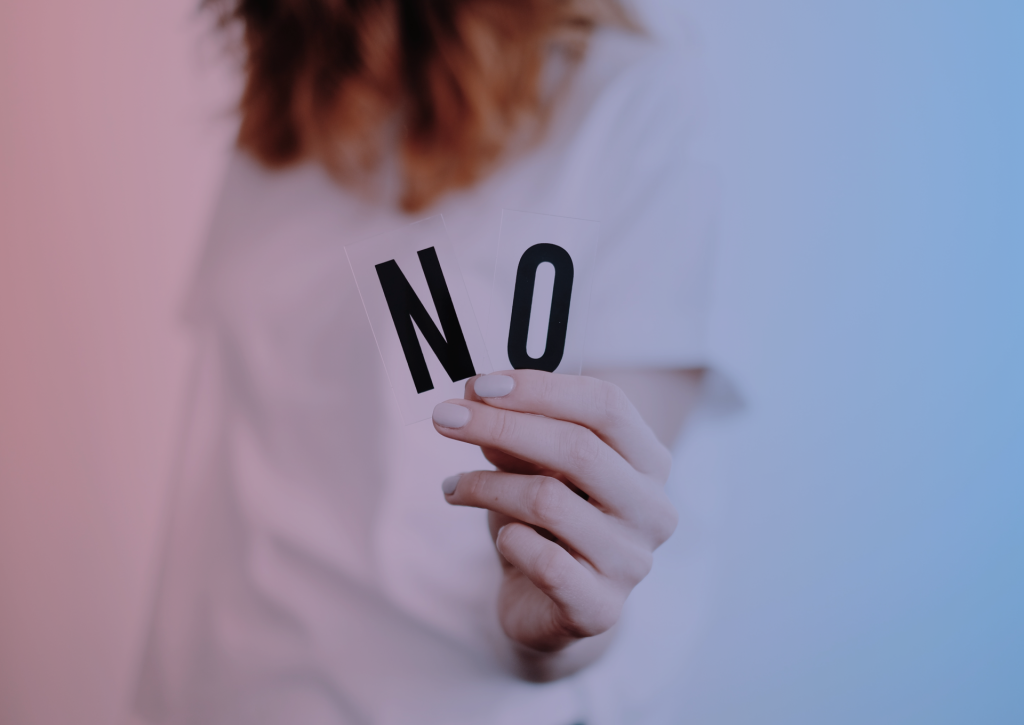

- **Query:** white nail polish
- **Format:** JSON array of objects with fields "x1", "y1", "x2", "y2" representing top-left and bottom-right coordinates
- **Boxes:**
[
  {"x1": 432, "y1": 402, "x2": 471, "y2": 428},
  {"x1": 474, "y1": 374, "x2": 515, "y2": 398},
  {"x1": 441, "y1": 474, "x2": 461, "y2": 496}
]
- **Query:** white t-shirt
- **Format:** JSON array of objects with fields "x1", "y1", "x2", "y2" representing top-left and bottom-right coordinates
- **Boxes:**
[{"x1": 135, "y1": 23, "x2": 715, "y2": 725}]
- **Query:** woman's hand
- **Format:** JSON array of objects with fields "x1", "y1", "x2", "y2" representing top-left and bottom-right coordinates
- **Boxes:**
[{"x1": 431, "y1": 370, "x2": 680, "y2": 678}]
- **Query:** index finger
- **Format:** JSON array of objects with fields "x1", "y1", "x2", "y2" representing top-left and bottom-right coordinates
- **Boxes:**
[{"x1": 466, "y1": 370, "x2": 672, "y2": 479}]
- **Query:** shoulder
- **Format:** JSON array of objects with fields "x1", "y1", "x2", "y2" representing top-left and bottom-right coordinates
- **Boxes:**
[
  {"x1": 186, "y1": 154, "x2": 402, "y2": 327},
  {"x1": 529, "y1": 28, "x2": 707, "y2": 212},
  {"x1": 204, "y1": 154, "x2": 371, "y2": 259}
]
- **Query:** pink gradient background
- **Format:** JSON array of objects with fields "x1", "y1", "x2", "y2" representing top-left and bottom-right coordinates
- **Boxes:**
[{"x1": 0, "y1": 2, "x2": 234, "y2": 723}]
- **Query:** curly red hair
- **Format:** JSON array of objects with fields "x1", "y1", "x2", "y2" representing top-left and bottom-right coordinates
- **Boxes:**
[{"x1": 206, "y1": 0, "x2": 632, "y2": 211}]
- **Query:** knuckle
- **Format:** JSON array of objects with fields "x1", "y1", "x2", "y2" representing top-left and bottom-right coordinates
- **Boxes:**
[
  {"x1": 531, "y1": 545, "x2": 570, "y2": 592},
  {"x1": 623, "y1": 545, "x2": 654, "y2": 587},
  {"x1": 559, "y1": 428, "x2": 600, "y2": 476},
  {"x1": 564, "y1": 595, "x2": 621, "y2": 638},
  {"x1": 594, "y1": 380, "x2": 631, "y2": 428},
  {"x1": 522, "y1": 477, "x2": 567, "y2": 526},
  {"x1": 652, "y1": 445, "x2": 674, "y2": 481},
  {"x1": 459, "y1": 471, "x2": 489, "y2": 501},
  {"x1": 539, "y1": 371, "x2": 563, "y2": 403},
  {"x1": 649, "y1": 497, "x2": 679, "y2": 547},
  {"x1": 602, "y1": 531, "x2": 654, "y2": 587},
  {"x1": 486, "y1": 410, "x2": 519, "y2": 449}
]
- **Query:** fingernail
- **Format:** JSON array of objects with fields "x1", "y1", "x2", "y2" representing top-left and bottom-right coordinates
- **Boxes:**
[
  {"x1": 474, "y1": 374, "x2": 515, "y2": 398},
  {"x1": 441, "y1": 473, "x2": 462, "y2": 496},
  {"x1": 432, "y1": 402, "x2": 471, "y2": 429}
]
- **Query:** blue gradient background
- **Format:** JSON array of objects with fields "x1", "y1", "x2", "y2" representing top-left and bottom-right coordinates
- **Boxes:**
[{"x1": 673, "y1": 0, "x2": 1024, "y2": 721}]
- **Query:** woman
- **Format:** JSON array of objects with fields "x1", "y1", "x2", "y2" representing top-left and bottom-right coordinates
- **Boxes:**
[{"x1": 134, "y1": 1, "x2": 714, "y2": 723}]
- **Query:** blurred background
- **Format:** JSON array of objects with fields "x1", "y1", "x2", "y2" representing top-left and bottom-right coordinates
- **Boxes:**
[{"x1": 1, "y1": 1, "x2": 1021, "y2": 724}]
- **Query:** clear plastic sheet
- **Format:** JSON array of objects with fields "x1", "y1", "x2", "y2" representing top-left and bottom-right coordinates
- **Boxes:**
[
  {"x1": 346, "y1": 216, "x2": 492, "y2": 424},
  {"x1": 487, "y1": 209, "x2": 599, "y2": 375}
]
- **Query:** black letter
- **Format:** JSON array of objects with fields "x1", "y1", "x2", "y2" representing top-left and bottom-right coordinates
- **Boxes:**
[
  {"x1": 507, "y1": 243, "x2": 574, "y2": 372},
  {"x1": 375, "y1": 247, "x2": 476, "y2": 393}
]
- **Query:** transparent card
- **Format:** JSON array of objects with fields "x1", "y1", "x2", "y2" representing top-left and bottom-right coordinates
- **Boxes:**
[
  {"x1": 346, "y1": 216, "x2": 492, "y2": 424},
  {"x1": 487, "y1": 209, "x2": 599, "y2": 375}
]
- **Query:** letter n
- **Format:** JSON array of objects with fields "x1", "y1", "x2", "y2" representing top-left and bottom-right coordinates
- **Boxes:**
[{"x1": 375, "y1": 247, "x2": 476, "y2": 393}]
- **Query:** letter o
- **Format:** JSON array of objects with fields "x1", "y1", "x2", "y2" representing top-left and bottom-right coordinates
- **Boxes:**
[{"x1": 507, "y1": 243, "x2": 574, "y2": 372}]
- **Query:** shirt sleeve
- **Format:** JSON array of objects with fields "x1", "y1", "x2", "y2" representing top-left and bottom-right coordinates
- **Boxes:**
[{"x1": 576, "y1": 37, "x2": 718, "y2": 371}]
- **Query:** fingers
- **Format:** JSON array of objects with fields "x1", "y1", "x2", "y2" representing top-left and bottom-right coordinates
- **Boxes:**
[
  {"x1": 446, "y1": 374, "x2": 678, "y2": 654},
  {"x1": 433, "y1": 400, "x2": 649, "y2": 518},
  {"x1": 468, "y1": 371, "x2": 672, "y2": 479},
  {"x1": 446, "y1": 470, "x2": 651, "y2": 579},
  {"x1": 495, "y1": 522, "x2": 620, "y2": 641}
]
